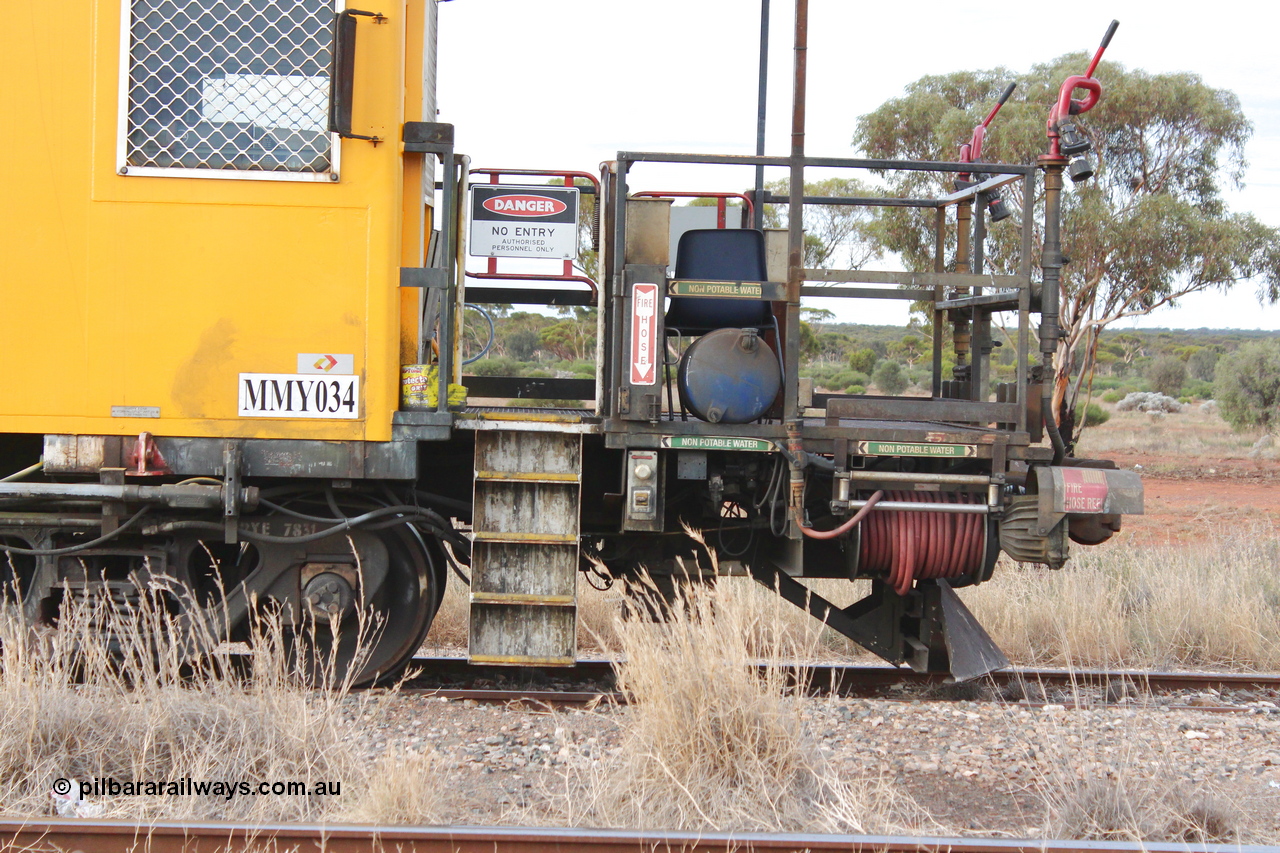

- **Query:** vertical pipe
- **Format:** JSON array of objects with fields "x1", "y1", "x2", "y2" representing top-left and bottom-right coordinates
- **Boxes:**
[
  {"x1": 952, "y1": 199, "x2": 972, "y2": 379},
  {"x1": 931, "y1": 206, "x2": 945, "y2": 398},
  {"x1": 1015, "y1": 171, "x2": 1034, "y2": 433},
  {"x1": 607, "y1": 158, "x2": 628, "y2": 423},
  {"x1": 784, "y1": 0, "x2": 807, "y2": 536},
  {"x1": 784, "y1": 0, "x2": 806, "y2": 421},
  {"x1": 1039, "y1": 157, "x2": 1068, "y2": 462},
  {"x1": 595, "y1": 162, "x2": 612, "y2": 417},
  {"x1": 454, "y1": 157, "x2": 470, "y2": 385},
  {"x1": 971, "y1": 203, "x2": 988, "y2": 401},
  {"x1": 436, "y1": 152, "x2": 457, "y2": 412},
  {"x1": 753, "y1": 0, "x2": 770, "y2": 230}
]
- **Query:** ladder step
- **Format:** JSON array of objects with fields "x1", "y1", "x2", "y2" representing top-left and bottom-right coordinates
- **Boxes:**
[
  {"x1": 470, "y1": 592, "x2": 575, "y2": 606},
  {"x1": 470, "y1": 431, "x2": 582, "y2": 666},
  {"x1": 469, "y1": 654, "x2": 576, "y2": 666},
  {"x1": 475, "y1": 470, "x2": 580, "y2": 484},
  {"x1": 473, "y1": 531, "x2": 578, "y2": 545}
]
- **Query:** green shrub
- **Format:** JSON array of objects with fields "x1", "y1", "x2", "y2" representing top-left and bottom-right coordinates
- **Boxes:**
[
  {"x1": 848, "y1": 347, "x2": 877, "y2": 374},
  {"x1": 467, "y1": 357, "x2": 523, "y2": 376},
  {"x1": 1075, "y1": 401, "x2": 1110, "y2": 429},
  {"x1": 843, "y1": 384, "x2": 866, "y2": 395},
  {"x1": 1101, "y1": 389, "x2": 1124, "y2": 404},
  {"x1": 1181, "y1": 379, "x2": 1214, "y2": 400},
  {"x1": 1147, "y1": 356, "x2": 1187, "y2": 397},
  {"x1": 1215, "y1": 339, "x2": 1280, "y2": 433},
  {"x1": 872, "y1": 360, "x2": 908, "y2": 395}
]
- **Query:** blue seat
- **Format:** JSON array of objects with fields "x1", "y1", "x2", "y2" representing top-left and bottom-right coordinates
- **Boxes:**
[{"x1": 665, "y1": 228, "x2": 774, "y2": 334}]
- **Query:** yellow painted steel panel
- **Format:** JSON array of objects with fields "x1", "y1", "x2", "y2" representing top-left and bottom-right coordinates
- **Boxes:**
[{"x1": 0, "y1": 1, "x2": 425, "y2": 444}]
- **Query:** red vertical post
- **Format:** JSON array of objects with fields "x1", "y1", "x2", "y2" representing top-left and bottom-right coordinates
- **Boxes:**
[
  {"x1": 563, "y1": 173, "x2": 574, "y2": 277},
  {"x1": 486, "y1": 171, "x2": 500, "y2": 274}
]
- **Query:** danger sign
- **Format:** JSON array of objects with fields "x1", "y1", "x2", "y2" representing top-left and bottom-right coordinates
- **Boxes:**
[
  {"x1": 630, "y1": 282, "x2": 659, "y2": 386},
  {"x1": 470, "y1": 185, "x2": 579, "y2": 259}
]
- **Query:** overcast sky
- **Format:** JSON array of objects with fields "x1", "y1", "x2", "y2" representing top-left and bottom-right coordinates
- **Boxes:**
[{"x1": 436, "y1": 0, "x2": 1280, "y2": 331}]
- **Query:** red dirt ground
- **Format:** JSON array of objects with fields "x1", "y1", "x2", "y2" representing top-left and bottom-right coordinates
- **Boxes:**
[{"x1": 1105, "y1": 456, "x2": 1280, "y2": 546}]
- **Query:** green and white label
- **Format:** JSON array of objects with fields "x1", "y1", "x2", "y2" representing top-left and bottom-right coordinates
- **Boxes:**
[
  {"x1": 857, "y1": 441, "x2": 976, "y2": 458},
  {"x1": 661, "y1": 436, "x2": 776, "y2": 452},
  {"x1": 669, "y1": 280, "x2": 763, "y2": 299}
]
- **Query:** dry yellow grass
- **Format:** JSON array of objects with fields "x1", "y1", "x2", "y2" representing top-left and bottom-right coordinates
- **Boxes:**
[
  {"x1": 0, "y1": 581, "x2": 445, "y2": 823},
  {"x1": 427, "y1": 521, "x2": 1280, "y2": 673},
  {"x1": 544, "y1": 569, "x2": 926, "y2": 833},
  {"x1": 1076, "y1": 405, "x2": 1270, "y2": 466},
  {"x1": 1003, "y1": 698, "x2": 1262, "y2": 842},
  {"x1": 963, "y1": 528, "x2": 1280, "y2": 670}
]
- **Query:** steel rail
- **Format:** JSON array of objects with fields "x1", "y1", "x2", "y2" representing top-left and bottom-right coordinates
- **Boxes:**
[
  {"x1": 404, "y1": 689, "x2": 1270, "y2": 716},
  {"x1": 3, "y1": 819, "x2": 1275, "y2": 853},
  {"x1": 407, "y1": 657, "x2": 1280, "y2": 697}
]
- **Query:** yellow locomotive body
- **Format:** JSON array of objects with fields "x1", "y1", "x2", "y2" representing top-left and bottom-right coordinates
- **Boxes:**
[{"x1": 2, "y1": 0, "x2": 434, "y2": 443}]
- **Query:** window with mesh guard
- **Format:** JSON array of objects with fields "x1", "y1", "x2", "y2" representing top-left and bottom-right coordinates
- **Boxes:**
[{"x1": 121, "y1": 0, "x2": 336, "y2": 177}]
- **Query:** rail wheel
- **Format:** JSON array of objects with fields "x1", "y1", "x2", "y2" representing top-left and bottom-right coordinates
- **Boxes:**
[
  {"x1": 275, "y1": 521, "x2": 442, "y2": 689},
  {"x1": 213, "y1": 488, "x2": 449, "y2": 689}
]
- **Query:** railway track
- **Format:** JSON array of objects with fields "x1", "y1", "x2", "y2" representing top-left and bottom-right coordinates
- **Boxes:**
[
  {"x1": 3, "y1": 819, "x2": 1274, "y2": 853},
  {"x1": 400, "y1": 656, "x2": 1280, "y2": 706}
]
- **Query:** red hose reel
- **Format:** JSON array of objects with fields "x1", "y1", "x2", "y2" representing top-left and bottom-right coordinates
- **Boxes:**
[{"x1": 857, "y1": 491, "x2": 987, "y2": 595}]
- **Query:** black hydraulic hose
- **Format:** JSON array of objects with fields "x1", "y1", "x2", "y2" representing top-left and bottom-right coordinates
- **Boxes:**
[
  {"x1": 257, "y1": 494, "x2": 469, "y2": 551},
  {"x1": 153, "y1": 505, "x2": 443, "y2": 544},
  {"x1": 1045, "y1": 402, "x2": 1068, "y2": 464},
  {"x1": 0, "y1": 507, "x2": 151, "y2": 556},
  {"x1": 804, "y1": 452, "x2": 835, "y2": 473},
  {"x1": 256, "y1": 484, "x2": 469, "y2": 516}
]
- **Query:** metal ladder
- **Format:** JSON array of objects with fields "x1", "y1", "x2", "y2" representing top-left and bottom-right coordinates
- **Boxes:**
[{"x1": 469, "y1": 430, "x2": 581, "y2": 665}]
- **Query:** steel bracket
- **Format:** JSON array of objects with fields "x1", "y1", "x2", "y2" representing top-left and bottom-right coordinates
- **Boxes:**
[
  {"x1": 125, "y1": 432, "x2": 170, "y2": 476},
  {"x1": 222, "y1": 444, "x2": 242, "y2": 545}
]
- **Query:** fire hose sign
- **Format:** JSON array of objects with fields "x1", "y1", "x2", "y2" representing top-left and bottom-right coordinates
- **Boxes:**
[
  {"x1": 469, "y1": 185, "x2": 579, "y2": 259},
  {"x1": 1059, "y1": 467, "x2": 1110, "y2": 512},
  {"x1": 630, "y1": 282, "x2": 659, "y2": 386}
]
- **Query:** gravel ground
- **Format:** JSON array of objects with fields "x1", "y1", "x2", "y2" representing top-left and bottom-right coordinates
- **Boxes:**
[{"x1": 340, "y1": 683, "x2": 1280, "y2": 840}]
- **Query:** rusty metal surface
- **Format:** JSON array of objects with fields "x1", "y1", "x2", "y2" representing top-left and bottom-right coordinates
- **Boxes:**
[
  {"x1": 2, "y1": 819, "x2": 1274, "y2": 853},
  {"x1": 624, "y1": 198, "x2": 672, "y2": 268},
  {"x1": 825, "y1": 396, "x2": 1021, "y2": 426},
  {"x1": 42, "y1": 434, "x2": 419, "y2": 480}
]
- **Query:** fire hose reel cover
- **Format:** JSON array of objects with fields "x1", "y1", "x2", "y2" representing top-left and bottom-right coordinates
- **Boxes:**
[{"x1": 677, "y1": 328, "x2": 781, "y2": 424}]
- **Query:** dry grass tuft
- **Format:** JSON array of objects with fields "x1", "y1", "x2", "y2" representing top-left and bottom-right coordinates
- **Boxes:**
[
  {"x1": 0, "y1": 579, "x2": 440, "y2": 823},
  {"x1": 547, "y1": 540, "x2": 924, "y2": 833},
  {"x1": 1045, "y1": 776, "x2": 1250, "y2": 842},
  {"x1": 964, "y1": 528, "x2": 1280, "y2": 670},
  {"x1": 345, "y1": 749, "x2": 449, "y2": 824}
]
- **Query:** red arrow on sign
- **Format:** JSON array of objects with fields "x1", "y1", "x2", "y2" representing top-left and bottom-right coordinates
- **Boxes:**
[
  {"x1": 313, "y1": 355, "x2": 338, "y2": 372},
  {"x1": 630, "y1": 283, "x2": 658, "y2": 386}
]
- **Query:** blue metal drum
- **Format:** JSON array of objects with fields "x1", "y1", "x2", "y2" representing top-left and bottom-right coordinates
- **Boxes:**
[{"x1": 676, "y1": 328, "x2": 782, "y2": 424}]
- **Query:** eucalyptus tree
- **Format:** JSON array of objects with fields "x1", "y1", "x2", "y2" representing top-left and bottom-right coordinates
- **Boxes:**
[{"x1": 854, "y1": 55, "x2": 1280, "y2": 441}]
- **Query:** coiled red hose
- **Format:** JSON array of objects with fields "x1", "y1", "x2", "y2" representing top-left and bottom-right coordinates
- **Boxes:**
[{"x1": 857, "y1": 490, "x2": 985, "y2": 595}]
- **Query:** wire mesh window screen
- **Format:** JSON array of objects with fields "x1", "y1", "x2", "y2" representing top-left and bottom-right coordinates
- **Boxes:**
[{"x1": 125, "y1": 0, "x2": 335, "y2": 174}]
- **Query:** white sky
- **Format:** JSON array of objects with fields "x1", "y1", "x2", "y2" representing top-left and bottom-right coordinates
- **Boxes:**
[{"x1": 436, "y1": 0, "x2": 1280, "y2": 331}]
